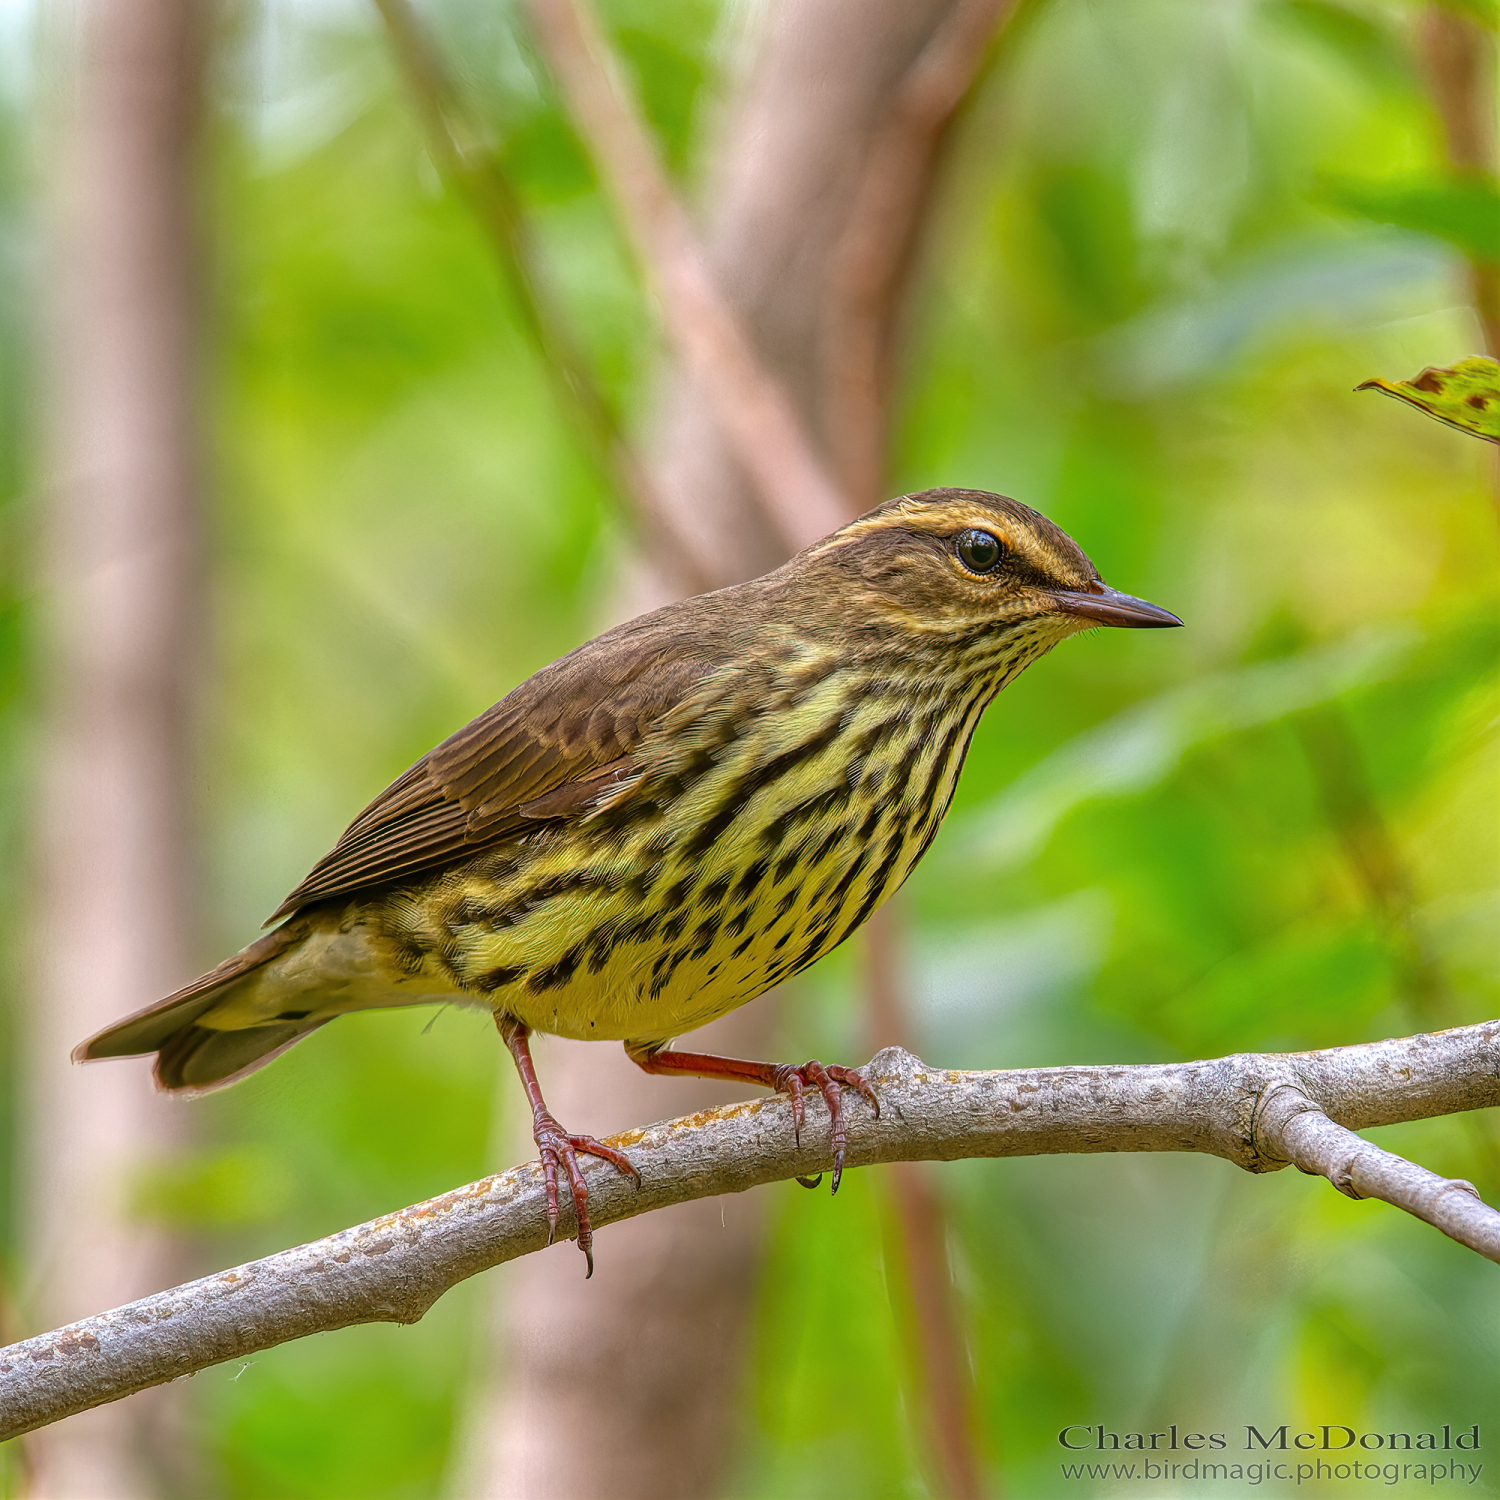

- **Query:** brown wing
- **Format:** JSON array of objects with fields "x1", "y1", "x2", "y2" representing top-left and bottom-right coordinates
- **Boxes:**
[{"x1": 265, "y1": 608, "x2": 731, "y2": 923}]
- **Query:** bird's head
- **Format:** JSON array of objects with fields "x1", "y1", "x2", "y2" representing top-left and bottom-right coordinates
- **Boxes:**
[{"x1": 796, "y1": 488, "x2": 1181, "y2": 651}]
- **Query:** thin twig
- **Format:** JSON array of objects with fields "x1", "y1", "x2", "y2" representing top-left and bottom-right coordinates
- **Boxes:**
[
  {"x1": 865, "y1": 909, "x2": 987, "y2": 1500},
  {"x1": 520, "y1": 0, "x2": 851, "y2": 551},
  {"x1": 3, "y1": 1023, "x2": 1499, "y2": 1441},
  {"x1": 370, "y1": 0, "x2": 712, "y2": 593},
  {"x1": 887, "y1": 1160, "x2": 987, "y2": 1500},
  {"x1": 1294, "y1": 705, "x2": 1500, "y2": 1193},
  {"x1": 1257, "y1": 1085, "x2": 1497, "y2": 1248},
  {"x1": 1294, "y1": 706, "x2": 1449, "y2": 1023},
  {"x1": 823, "y1": 0, "x2": 1019, "y2": 513}
]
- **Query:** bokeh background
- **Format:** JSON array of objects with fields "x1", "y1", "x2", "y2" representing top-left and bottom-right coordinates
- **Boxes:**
[{"x1": 0, "y1": 0, "x2": 1497, "y2": 1497}]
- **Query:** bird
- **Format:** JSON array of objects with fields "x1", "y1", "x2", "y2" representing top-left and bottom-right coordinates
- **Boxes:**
[{"x1": 76, "y1": 488, "x2": 1181, "y2": 1272}]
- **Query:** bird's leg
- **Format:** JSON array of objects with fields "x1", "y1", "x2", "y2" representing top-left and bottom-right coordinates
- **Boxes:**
[
  {"x1": 496, "y1": 1015, "x2": 640, "y2": 1277},
  {"x1": 625, "y1": 1042, "x2": 878, "y2": 1194}
]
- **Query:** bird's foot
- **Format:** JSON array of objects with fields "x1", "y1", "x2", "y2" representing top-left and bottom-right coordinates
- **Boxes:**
[
  {"x1": 624, "y1": 1042, "x2": 879, "y2": 1196},
  {"x1": 770, "y1": 1060, "x2": 880, "y2": 1195},
  {"x1": 531, "y1": 1111, "x2": 641, "y2": 1278}
]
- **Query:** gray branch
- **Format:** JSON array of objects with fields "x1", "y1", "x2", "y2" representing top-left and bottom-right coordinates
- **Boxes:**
[{"x1": 4, "y1": 1023, "x2": 1499, "y2": 1440}]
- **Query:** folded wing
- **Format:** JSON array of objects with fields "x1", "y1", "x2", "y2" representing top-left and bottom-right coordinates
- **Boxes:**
[{"x1": 266, "y1": 612, "x2": 727, "y2": 921}]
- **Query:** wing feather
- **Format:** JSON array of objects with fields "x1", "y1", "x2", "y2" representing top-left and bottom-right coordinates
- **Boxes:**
[{"x1": 265, "y1": 609, "x2": 728, "y2": 922}]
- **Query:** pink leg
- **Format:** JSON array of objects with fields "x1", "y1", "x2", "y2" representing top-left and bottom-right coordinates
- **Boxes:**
[
  {"x1": 498, "y1": 1016, "x2": 640, "y2": 1276},
  {"x1": 626, "y1": 1042, "x2": 878, "y2": 1194}
]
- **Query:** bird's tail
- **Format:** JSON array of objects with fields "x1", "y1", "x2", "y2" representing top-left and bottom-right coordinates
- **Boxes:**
[{"x1": 72, "y1": 921, "x2": 326, "y2": 1094}]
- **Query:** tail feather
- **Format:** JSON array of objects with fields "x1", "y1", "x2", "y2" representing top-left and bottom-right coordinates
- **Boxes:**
[
  {"x1": 154, "y1": 1017, "x2": 328, "y2": 1094},
  {"x1": 73, "y1": 922, "x2": 314, "y2": 1092}
]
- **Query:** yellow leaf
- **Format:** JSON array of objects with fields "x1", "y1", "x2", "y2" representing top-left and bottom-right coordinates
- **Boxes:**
[{"x1": 1356, "y1": 355, "x2": 1500, "y2": 442}]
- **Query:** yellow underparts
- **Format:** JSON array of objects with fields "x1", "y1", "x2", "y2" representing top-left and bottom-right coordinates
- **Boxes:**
[{"x1": 197, "y1": 641, "x2": 1029, "y2": 1046}]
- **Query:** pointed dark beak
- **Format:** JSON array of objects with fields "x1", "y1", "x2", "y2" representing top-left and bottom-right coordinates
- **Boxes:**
[{"x1": 1049, "y1": 585, "x2": 1183, "y2": 629}]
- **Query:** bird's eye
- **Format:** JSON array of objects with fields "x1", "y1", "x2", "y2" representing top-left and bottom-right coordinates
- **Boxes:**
[{"x1": 954, "y1": 529, "x2": 1005, "y2": 574}]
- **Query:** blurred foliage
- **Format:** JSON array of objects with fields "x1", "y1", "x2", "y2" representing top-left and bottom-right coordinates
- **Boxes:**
[
  {"x1": 0, "y1": 29, "x2": 28, "y2": 1498},
  {"x1": 1, "y1": 0, "x2": 1498, "y2": 1496},
  {"x1": 1325, "y1": 173, "x2": 1500, "y2": 261},
  {"x1": 127, "y1": 1148, "x2": 293, "y2": 1232}
]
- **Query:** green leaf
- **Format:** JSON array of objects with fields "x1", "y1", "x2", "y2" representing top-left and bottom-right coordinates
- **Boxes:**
[
  {"x1": 1356, "y1": 355, "x2": 1500, "y2": 441},
  {"x1": 1322, "y1": 175, "x2": 1500, "y2": 262}
]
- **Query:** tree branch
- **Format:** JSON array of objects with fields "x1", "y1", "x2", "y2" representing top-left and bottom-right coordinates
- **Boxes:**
[
  {"x1": 369, "y1": 0, "x2": 713, "y2": 594},
  {"x1": 3, "y1": 1023, "x2": 1498, "y2": 1441},
  {"x1": 822, "y1": 0, "x2": 1018, "y2": 513},
  {"x1": 521, "y1": 0, "x2": 851, "y2": 550}
]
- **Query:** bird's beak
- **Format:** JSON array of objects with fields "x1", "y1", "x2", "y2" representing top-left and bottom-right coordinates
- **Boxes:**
[{"x1": 1048, "y1": 585, "x2": 1183, "y2": 629}]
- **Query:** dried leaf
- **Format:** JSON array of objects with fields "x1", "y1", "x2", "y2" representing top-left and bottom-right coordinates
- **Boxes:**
[{"x1": 1356, "y1": 355, "x2": 1500, "y2": 442}]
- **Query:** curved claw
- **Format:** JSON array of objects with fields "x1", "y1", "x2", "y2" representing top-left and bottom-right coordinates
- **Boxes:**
[
  {"x1": 773, "y1": 1060, "x2": 879, "y2": 1196},
  {"x1": 531, "y1": 1114, "x2": 639, "y2": 1277},
  {"x1": 773, "y1": 1064, "x2": 808, "y2": 1144}
]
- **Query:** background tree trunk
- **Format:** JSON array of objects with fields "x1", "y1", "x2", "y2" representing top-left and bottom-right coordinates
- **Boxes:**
[
  {"x1": 1417, "y1": 4, "x2": 1498, "y2": 357},
  {"x1": 22, "y1": 0, "x2": 204, "y2": 1494},
  {"x1": 453, "y1": 4, "x2": 962, "y2": 1497}
]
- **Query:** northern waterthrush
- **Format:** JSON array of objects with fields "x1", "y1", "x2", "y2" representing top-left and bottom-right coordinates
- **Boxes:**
[{"x1": 78, "y1": 489, "x2": 1180, "y2": 1269}]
